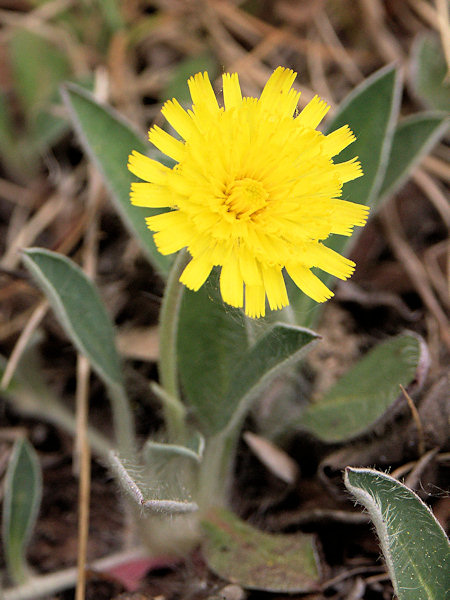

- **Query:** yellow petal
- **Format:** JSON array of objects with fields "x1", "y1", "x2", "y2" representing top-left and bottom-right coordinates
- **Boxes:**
[
  {"x1": 296, "y1": 95, "x2": 330, "y2": 129},
  {"x1": 286, "y1": 264, "x2": 333, "y2": 303},
  {"x1": 222, "y1": 73, "x2": 242, "y2": 110},
  {"x1": 334, "y1": 157, "x2": 363, "y2": 183},
  {"x1": 127, "y1": 151, "x2": 169, "y2": 183},
  {"x1": 148, "y1": 126, "x2": 185, "y2": 162},
  {"x1": 220, "y1": 252, "x2": 244, "y2": 308},
  {"x1": 322, "y1": 125, "x2": 356, "y2": 158},
  {"x1": 188, "y1": 72, "x2": 219, "y2": 113},
  {"x1": 245, "y1": 284, "x2": 266, "y2": 318},
  {"x1": 309, "y1": 243, "x2": 355, "y2": 280},
  {"x1": 258, "y1": 67, "x2": 297, "y2": 115},
  {"x1": 179, "y1": 254, "x2": 214, "y2": 291},
  {"x1": 261, "y1": 265, "x2": 289, "y2": 311},
  {"x1": 153, "y1": 225, "x2": 192, "y2": 254},
  {"x1": 161, "y1": 99, "x2": 196, "y2": 140},
  {"x1": 130, "y1": 183, "x2": 172, "y2": 208},
  {"x1": 238, "y1": 245, "x2": 262, "y2": 286},
  {"x1": 329, "y1": 199, "x2": 370, "y2": 235}
]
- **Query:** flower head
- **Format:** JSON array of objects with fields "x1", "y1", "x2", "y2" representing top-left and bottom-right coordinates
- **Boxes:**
[{"x1": 128, "y1": 67, "x2": 368, "y2": 317}]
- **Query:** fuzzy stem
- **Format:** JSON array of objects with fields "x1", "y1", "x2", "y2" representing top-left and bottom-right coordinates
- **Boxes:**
[
  {"x1": 198, "y1": 430, "x2": 238, "y2": 510},
  {"x1": 108, "y1": 382, "x2": 136, "y2": 458},
  {"x1": 158, "y1": 250, "x2": 189, "y2": 442}
]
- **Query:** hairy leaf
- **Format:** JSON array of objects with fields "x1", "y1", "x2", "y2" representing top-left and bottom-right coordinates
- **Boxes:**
[
  {"x1": 345, "y1": 467, "x2": 450, "y2": 599},
  {"x1": 298, "y1": 335, "x2": 425, "y2": 442},
  {"x1": 2, "y1": 438, "x2": 42, "y2": 584}
]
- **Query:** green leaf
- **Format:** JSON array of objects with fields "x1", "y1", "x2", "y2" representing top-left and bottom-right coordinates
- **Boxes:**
[
  {"x1": 378, "y1": 113, "x2": 449, "y2": 201},
  {"x1": 344, "y1": 467, "x2": 450, "y2": 600},
  {"x1": 22, "y1": 249, "x2": 135, "y2": 456},
  {"x1": 143, "y1": 433, "x2": 205, "y2": 465},
  {"x1": 95, "y1": 0, "x2": 125, "y2": 32},
  {"x1": 298, "y1": 334, "x2": 424, "y2": 442},
  {"x1": 61, "y1": 84, "x2": 171, "y2": 277},
  {"x1": 326, "y1": 64, "x2": 401, "y2": 212},
  {"x1": 22, "y1": 248, "x2": 122, "y2": 386},
  {"x1": 2, "y1": 438, "x2": 42, "y2": 584},
  {"x1": 9, "y1": 29, "x2": 70, "y2": 122},
  {"x1": 291, "y1": 65, "x2": 402, "y2": 324},
  {"x1": 412, "y1": 33, "x2": 450, "y2": 112},
  {"x1": 202, "y1": 507, "x2": 320, "y2": 592},
  {"x1": 223, "y1": 324, "x2": 319, "y2": 435},
  {"x1": 0, "y1": 93, "x2": 17, "y2": 172},
  {"x1": 177, "y1": 272, "x2": 250, "y2": 436},
  {"x1": 7, "y1": 28, "x2": 72, "y2": 173}
]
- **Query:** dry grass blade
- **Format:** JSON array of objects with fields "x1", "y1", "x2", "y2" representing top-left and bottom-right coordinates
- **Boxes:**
[
  {"x1": 399, "y1": 384, "x2": 425, "y2": 457},
  {"x1": 75, "y1": 354, "x2": 91, "y2": 600},
  {"x1": 360, "y1": 0, "x2": 405, "y2": 63},
  {"x1": 423, "y1": 241, "x2": 449, "y2": 309},
  {"x1": 307, "y1": 29, "x2": 334, "y2": 102},
  {"x1": 423, "y1": 155, "x2": 450, "y2": 182},
  {"x1": 313, "y1": 10, "x2": 363, "y2": 84},
  {"x1": 0, "y1": 300, "x2": 48, "y2": 390},
  {"x1": 2, "y1": 194, "x2": 67, "y2": 269},
  {"x1": 412, "y1": 168, "x2": 450, "y2": 228},
  {"x1": 435, "y1": 0, "x2": 450, "y2": 74},
  {"x1": 380, "y1": 200, "x2": 450, "y2": 349}
]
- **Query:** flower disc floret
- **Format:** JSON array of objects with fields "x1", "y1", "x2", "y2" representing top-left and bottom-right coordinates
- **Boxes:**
[{"x1": 128, "y1": 67, "x2": 368, "y2": 317}]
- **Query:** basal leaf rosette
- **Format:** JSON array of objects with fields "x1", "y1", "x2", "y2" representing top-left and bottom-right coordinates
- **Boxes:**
[{"x1": 128, "y1": 67, "x2": 368, "y2": 317}]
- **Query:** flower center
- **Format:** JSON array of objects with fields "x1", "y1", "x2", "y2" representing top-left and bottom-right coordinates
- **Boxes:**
[{"x1": 224, "y1": 178, "x2": 269, "y2": 220}]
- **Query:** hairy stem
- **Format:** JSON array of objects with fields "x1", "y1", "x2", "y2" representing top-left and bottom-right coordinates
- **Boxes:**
[{"x1": 158, "y1": 250, "x2": 189, "y2": 442}]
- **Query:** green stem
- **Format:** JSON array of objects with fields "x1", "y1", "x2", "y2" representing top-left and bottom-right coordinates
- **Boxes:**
[
  {"x1": 198, "y1": 430, "x2": 238, "y2": 510},
  {"x1": 158, "y1": 250, "x2": 189, "y2": 442},
  {"x1": 108, "y1": 382, "x2": 136, "y2": 458}
]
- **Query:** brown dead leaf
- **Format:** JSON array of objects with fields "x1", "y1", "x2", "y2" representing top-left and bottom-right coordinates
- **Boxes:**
[{"x1": 116, "y1": 327, "x2": 159, "y2": 362}]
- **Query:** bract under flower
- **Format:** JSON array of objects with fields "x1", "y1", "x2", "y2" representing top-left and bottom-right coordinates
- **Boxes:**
[{"x1": 128, "y1": 67, "x2": 368, "y2": 318}]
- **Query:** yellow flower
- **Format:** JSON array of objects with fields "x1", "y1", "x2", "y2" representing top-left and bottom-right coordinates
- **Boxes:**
[{"x1": 128, "y1": 67, "x2": 368, "y2": 318}]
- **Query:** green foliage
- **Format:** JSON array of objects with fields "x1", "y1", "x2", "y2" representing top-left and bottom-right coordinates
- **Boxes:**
[
  {"x1": 1, "y1": 29, "x2": 73, "y2": 176},
  {"x1": 179, "y1": 274, "x2": 318, "y2": 435},
  {"x1": 378, "y1": 113, "x2": 449, "y2": 200},
  {"x1": 22, "y1": 249, "x2": 134, "y2": 457},
  {"x1": 10, "y1": 29, "x2": 69, "y2": 130},
  {"x1": 2, "y1": 438, "x2": 42, "y2": 585},
  {"x1": 290, "y1": 64, "x2": 447, "y2": 327},
  {"x1": 202, "y1": 507, "x2": 319, "y2": 592},
  {"x1": 412, "y1": 33, "x2": 450, "y2": 111},
  {"x1": 298, "y1": 335, "x2": 424, "y2": 442},
  {"x1": 143, "y1": 434, "x2": 205, "y2": 465},
  {"x1": 223, "y1": 324, "x2": 319, "y2": 435},
  {"x1": 344, "y1": 467, "x2": 450, "y2": 599},
  {"x1": 327, "y1": 65, "x2": 401, "y2": 211},
  {"x1": 61, "y1": 84, "x2": 172, "y2": 277},
  {"x1": 291, "y1": 65, "x2": 402, "y2": 323},
  {"x1": 177, "y1": 273, "x2": 249, "y2": 435},
  {"x1": 22, "y1": 249, "x2": 122, "y2": 386}
]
